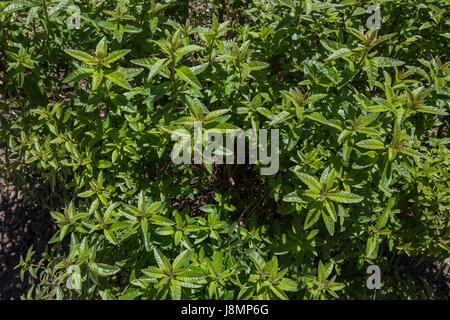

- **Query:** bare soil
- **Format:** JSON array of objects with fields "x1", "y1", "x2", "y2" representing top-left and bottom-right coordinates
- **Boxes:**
[{"x1": 0, "y1": 186, "x2": 56, "y2": 299}]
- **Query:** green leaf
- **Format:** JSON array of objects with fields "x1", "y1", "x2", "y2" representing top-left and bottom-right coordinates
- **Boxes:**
[
  {"x1": 63, "y1": 68, "x2": 95, "y2": 83},
  {"x1": 399, "y1": 147, "x2": 423, "y2": 158},
  {"x1": 304, "y1": 112, "x2": 342, "y2": 130},
  {"x1": 327, "y1": 191, "x2": 363, "y2": 203},
  {"x1": 304, "y1": 208, "x2": 321, "y2": 230},
  {"x1": 269, "y1": 284, "x2": 289, "y2": 300},
  {"x1": 170, "y1": 279, "x2": 182, "y2": 300},
  {"x1": 294, "y1": 172, "x2": 321, "y2": 192},
  {"x1": 175, "y1": 45, "x2": 204, "y2": 59},
  {"x1": 366, "y1": 236, "x2": 378, "y2": 258},
  {"x1": 376, "y1": 208, "x2": 390, "y2": 230},
  {"x1": 204, "y1": 109, "x2": 230, "y2": 122},
  {"x1": 153, "y1": 248, "x2": 171, "y2": 272},
  {"x1": 365, "y1": 58, "x2": 378, "y2": 89},
  {"x1": 105, "y1": 70, "x2": 132, "y2": 89},
  {"x1": 97, "y1": 160, "x2": 112, "y2": 168},
  {"x1": 92, "y1": 69, "x2": 104, "y2": 90},
  {"x1": 132, "y1": 58, "x2": 169, "y2": 81},
  {"x1": 326, "y1": 48, "x2": 352, "y2": 61},
  {"x1": 248, "y1": 61, "x2": 270, "y2": 71},
  {"x1": 142, "y1": 266, "x2": 166, "y2": 279},
  {"x1": 348, "y1": 28, "x2": 367, "y2": 42},
  {"x1": 172, "y1": 249, "x2": 192, "y2": 271},
  {"x1": 150, "y1": 215, "x2": 175, "y2": 226},
  {"x1": 416, "y1": 105, "x2": 448, "y2": 116},
  {"x1": 96, "y1": 36, "x2": 108, "y2": 59},
  {"x1": 356, "y1": 139, "x2": 385, "y2": 150},
  {"x1": 60, "y1": 224, "x2": 70, "y2": 242},
  {"x1": 65, "y1": 49, "x2": 97, "y2": 65},
  {"x1": 278, "y1": 278, "x2": 298, "y2": 292},
  {"x1": 283, "y1": 191, "x2": 306, "y2": 203},
  {"x1": 104, "y1": 229, "x2": 118, "y2": 245},
  {"x1": 78, "y1": 190, "x2": 95, "y2": 198},
  {"x1": 322, "y1": 211, "x2": 335, "y2": 236},
  {"x1": 88, "y1": 262, "x2": 120, "y2": 276},
  {"x1": 103, "y1": 49, "x2": 131, "y2": 64},
  {"x1": 373, "y1": 57, "x2": 405, "y2": 68},
  {"x1": 249, "y1": 251, "x2": 265, "y2": 270},
  {"x1": 175, "y1": 66, "x2": 202, "y2": 89}
]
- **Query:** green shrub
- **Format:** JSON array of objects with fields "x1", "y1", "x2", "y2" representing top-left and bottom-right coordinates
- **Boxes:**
[{"x1": 1, "y1": 0, "x2": 448, "y2": 300}]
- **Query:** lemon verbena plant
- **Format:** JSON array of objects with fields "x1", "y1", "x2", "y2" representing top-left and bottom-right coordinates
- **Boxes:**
[{"x1": 0, "y1": 0, "x2": 449, "y2": 300}]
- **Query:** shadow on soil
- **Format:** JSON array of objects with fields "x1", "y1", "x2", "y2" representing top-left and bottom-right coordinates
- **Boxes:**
[{"x1": 0, "y1": 189, "x2": 56, "y2": 299}]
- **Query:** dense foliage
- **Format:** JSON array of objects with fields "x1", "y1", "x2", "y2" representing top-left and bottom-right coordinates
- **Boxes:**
[{"x1": 0, "y1": 0, "x2": 449, "y2": 300}]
